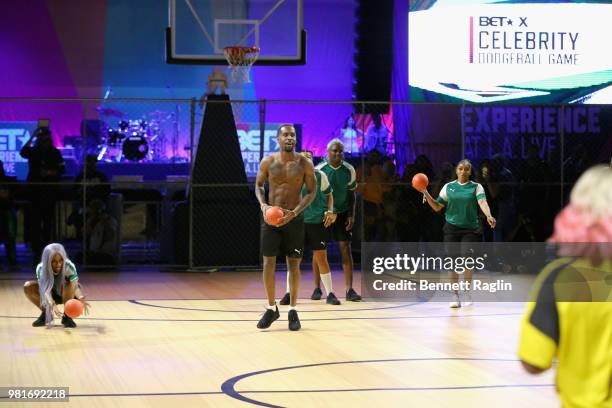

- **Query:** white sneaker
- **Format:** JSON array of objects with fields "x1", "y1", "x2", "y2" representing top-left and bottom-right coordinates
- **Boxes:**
[
  {"x1": 464, "y1": 292, "x2": 473, "y2": 306},
  {"x1": 449, "y1": 295, "x2": 461, "y2": 308}
]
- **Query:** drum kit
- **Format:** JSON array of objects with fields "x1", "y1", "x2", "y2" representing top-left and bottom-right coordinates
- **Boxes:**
[{"x1": 95, "y1": 107, "x2": 175, "y2": 162}]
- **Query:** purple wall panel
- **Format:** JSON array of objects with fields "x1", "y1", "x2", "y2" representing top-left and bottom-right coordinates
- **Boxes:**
[
  {"x1": 0, "y1": 0, "x2": 359, "y2": 155},
  {"x1": 252, "y1": 0, "x2": 357, "y2": 156},
  {"x1": 0, "y1": 0, "x2": 84, "y2": 141},
  {"x1": 46, "y1": 0, "x2": 108, "y2": 99}
]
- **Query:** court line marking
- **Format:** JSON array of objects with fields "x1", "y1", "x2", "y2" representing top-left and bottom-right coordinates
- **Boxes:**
[
  {"x1": 0, "y1": 360, "x2": 554, "y2": 403},
  {"x1": 221, "y1": 358, "x2": 555, "y2": 407},
  {"x1": 0, "y1": 391, "x2": 224, "y2": 399},
  {"x1": 128, "y1": 299, "x2": 422, "y2": 313},
  {"x1": 0, "y1": 311, "x2": 523, "y2": 323},
  {"x1": 88, "y1": 298, "x2": 351, "y2": 301},
  {"x1": 0, "y1": 382, "x2": 553, "y2": 401}
]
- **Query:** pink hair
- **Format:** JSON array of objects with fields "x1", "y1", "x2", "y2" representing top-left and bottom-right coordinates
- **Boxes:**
[
  {"x1": 549, "y1": 204, "x2": 612, "y2": 259},
  {"x1": 547, "y1": 165, "x2": 612, "y2": 262}
]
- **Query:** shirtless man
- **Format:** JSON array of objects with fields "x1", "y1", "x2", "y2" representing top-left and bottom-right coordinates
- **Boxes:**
[{"x1": 255, "y1": 124, "x2": 316, "y2": 331}]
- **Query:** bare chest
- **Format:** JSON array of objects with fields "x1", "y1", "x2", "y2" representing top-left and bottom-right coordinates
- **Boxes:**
[{"x1": 268, "y1": 160, "x2": 304, "y2": 185}]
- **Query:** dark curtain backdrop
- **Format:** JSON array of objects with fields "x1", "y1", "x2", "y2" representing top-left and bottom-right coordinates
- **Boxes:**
[{"x1": 392, "y1": 0, "x2": 414, "y2": 174}]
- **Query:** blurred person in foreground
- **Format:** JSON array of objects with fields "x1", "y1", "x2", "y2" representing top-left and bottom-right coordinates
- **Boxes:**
[{"x1": 518, "y1": 165, "x2": 612, "y2": 408}]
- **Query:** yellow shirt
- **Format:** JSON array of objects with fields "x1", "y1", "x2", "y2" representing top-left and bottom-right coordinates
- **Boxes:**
[{"x1": 518, "y1": 257, "x2": 612, "y2": 408}]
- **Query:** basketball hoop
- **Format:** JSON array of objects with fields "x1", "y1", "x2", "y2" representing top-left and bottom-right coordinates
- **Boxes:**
[{"x1": 224, "y1": 46, "x2": 260, "y2": 84}]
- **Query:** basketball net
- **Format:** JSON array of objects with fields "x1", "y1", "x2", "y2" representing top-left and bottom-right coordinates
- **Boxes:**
[{"x1": 224, "y1": 46, "x2": 260, "y2": 84}]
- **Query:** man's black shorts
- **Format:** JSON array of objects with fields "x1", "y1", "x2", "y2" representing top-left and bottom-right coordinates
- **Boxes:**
[
  {"x1": 330, "y1": 211, "x2": 352, "y2": 242},
  {"x1": 261, "y1": 214, "x2": 305, "y2": 258},
  {"x1": 305, "y1": 223, "x2": 330, "y2": 251}
]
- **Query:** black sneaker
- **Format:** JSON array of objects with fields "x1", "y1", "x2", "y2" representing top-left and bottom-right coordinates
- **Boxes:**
[
  {"x1": 346, "y1": 288, "x2": 362, "y2": 302},
  {"x1": 62, "y1": 314, "x2": 77, "y2": 328},
  {"x1": 311, "y1": 287, "x2": 323, "y2": 300},
  {"x1": 326, "y1": 292, "x2": 341, "y2": 305},
  {"x1": 279, "y1": 292, "x2": 290, "y2": 305},
  {"x1": 288, "y1": 309, "x2": 301, "y2": 331},
  {"x1": 257, "y1": 305, "x2": 280, "y2": 329},
  {"x1": 32, "y1": 311, "x2": 46, "y2": 327}
]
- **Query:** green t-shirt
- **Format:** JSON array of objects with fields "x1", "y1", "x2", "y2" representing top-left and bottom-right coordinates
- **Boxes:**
[
  {"x1": 315, "y1": 160, "x2": 356, "y2": 214},
  {"x1": 436, "y1": 180, "x2": 486, "y2": 230},
  {"x1": 36, "y1": 259, "x2": 78, "y2": 290},
  {"x1": 302, "y1": 170, "x2": 332, "y2": 224}
]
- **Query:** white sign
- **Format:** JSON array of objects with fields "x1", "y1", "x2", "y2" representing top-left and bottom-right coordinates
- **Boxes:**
[{"x1": 409, "y1": 2, "x2": 612, "y2": 102}]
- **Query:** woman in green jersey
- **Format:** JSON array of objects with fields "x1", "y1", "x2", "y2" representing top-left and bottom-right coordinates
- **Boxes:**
[{"x1": 420, "y1": 159, "x2": 496, "y2": 308}]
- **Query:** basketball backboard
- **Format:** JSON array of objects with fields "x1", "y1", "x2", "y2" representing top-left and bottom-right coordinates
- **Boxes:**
[{"x1": 166, "y1": 0, "x2": 305, "y2": 65}]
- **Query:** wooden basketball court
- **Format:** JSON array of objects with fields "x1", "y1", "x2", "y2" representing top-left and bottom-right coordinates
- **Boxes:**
[{"x1": 0, "y1": 269, "x2": 557, "y2": 407}]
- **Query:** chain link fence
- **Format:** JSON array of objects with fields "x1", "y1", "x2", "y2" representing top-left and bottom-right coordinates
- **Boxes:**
[{"x1": 0, "y1": 98, "x2": 609, "y2": 270}]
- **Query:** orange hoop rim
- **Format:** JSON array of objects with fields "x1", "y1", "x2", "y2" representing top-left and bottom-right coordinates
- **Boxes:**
[
  {"x1": 223, "y1": 46, "x2": 260, "y2": 65},
  {"x1": 223, "y1": 46, "x2": 260, "y2": 83},
  {"x1": 223, "y1": 46, "x2": 260, "y2": 53}
]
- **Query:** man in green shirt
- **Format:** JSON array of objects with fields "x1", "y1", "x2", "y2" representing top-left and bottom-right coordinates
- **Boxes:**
[{"x1": 316, "y1": 139, "x2": 362, "y2": 301}]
